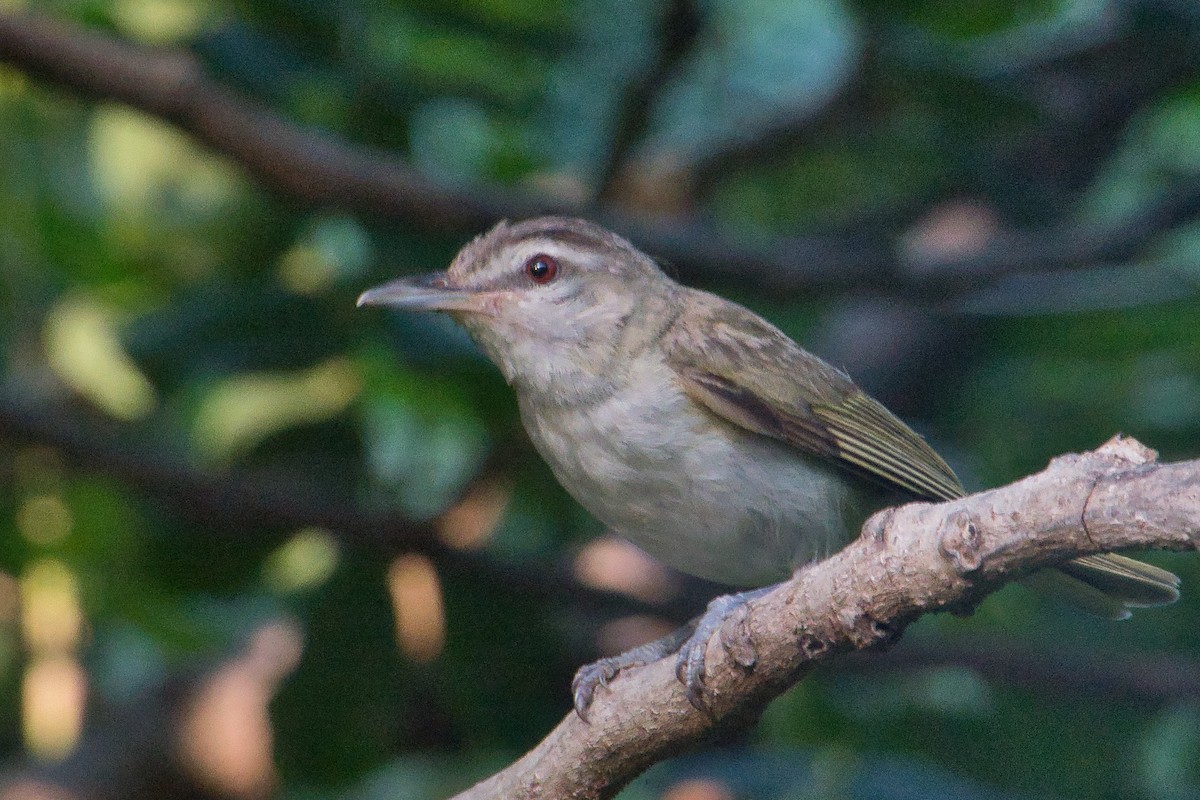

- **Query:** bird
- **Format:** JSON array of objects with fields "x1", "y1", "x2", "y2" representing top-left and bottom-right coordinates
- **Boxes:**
[{"x1": 358, "y1": 216, "x2": 1180, "y2": 714}]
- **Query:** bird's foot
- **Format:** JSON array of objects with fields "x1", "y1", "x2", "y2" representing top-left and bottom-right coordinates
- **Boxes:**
[
  {"x1": 573, "y1": 585, "x2": 775, "y2": 719},
  {"x1": 572, "y1": 623, "x2": 695, "y2": 720},
  {"x1": 674, "y1": 586, "x2": 774, "y2": 713}
]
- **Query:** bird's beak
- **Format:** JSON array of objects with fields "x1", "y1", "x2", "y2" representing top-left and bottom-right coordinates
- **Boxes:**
[{"x1": 356, "y1": 271, "x2": 480, "y2": 312}]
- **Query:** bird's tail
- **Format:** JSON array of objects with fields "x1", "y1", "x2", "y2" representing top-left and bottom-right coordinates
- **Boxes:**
[{"x1": 1023, "y1": 554, "x2": 1180, "y2": 620}]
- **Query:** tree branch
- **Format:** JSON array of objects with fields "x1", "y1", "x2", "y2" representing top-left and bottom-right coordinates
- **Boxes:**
[
  {"x1": 0, "y1": 385, "x2": 703, "y2": 622},
  {"x1": 450, "y1": 436, "x2": 1198, "y2": 800},
  {"x1": 2, "y1": 12, "x2": 1199, "y2": 300}
]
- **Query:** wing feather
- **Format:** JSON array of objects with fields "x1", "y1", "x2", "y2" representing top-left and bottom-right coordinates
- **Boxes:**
[
  {"x1": 662, "y1": 287, "x2": 1178, "y2": 614},
  {"x1": 813, "y1": 393, "x2": 963, "y2": 501},
  {"x1": 666, "y1": 289, "x2": 963, "y2": 502}
]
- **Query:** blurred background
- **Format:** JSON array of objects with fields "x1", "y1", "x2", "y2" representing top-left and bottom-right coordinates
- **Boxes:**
[{"x1": 0, "y1": 0, "x2": 1198, "y2": 798}]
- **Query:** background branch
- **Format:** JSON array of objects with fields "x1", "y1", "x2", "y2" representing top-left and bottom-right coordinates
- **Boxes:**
[
  {"x1": 5, "y1": 384, "x2": 1196, "y2": 709},
  {"x1": 452, "y1": 436, "x2": 1199, "y2": 799},
  {"x1": 2, "y1": 12, "x2": 1199, "y2": 300},
  {"x1": 0, "y1": 384, "x2": 706, "y2": 622}
]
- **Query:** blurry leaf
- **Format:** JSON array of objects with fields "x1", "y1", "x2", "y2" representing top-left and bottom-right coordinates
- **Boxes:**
[
  {"x1": 1149, "y1": 218, "x2": 1200, "y2": 283},
  {"x1": 408, "y1": 97, "x2": 497, "y2": 184},
  {"x1": 888, "y1": 0, "x2": 1120, "y2": 73},
  {"x1": 192, "y1": 357, "x2": 362, "y2": 463},
  {"x1": 531, "y1": 0, "x2": 663, "y2": 184},
  {"x1": 1082, "y1": 89, "x2": 1200, "y2": 225},
  {"x1": 355, "y1": 345, "x2": 492, "y2": 520},
  {"x1": 964, "y1": 0, "x2": 1122, "y2": 76},
  {"x1": 90, "y1": 622, "x2": 168, "y2": 703},
  {"x1": 89, "y1": 106, "x2": 241, "y2": 230},
  {"x1": 110, "y1": 0, "x2": 212, "y2": 44},
  {"x1": 638, "y1": 0, "x2": 860, "y2": 168},
  {"x1": 194, "y1": 19, "x2": 340, "y2": 107},
  {"x1": 362, "y1": 9, "x2": 551, "y2": 109},
  {"x1": 44, "y1": 294, "x2": 158, "y2": 420},
  {"x1": 263, "y1": 528, "x2": 341, "y2": 595},
  {"x1": 360, "y1": 393, "x2": 487, "y2": 519},
  {"x1": 21, "y1": 559, "x2": 82, "y2": 655},
  {"x1": 278, "y1": 214, "x2": 374, "y2": 295},
  {"x1": 15, "y1": 493, "x2": 72, "y2": 548},
  {"x1": 1143, "y1": 92, "x2": 1200, "y2": 174},
  {"x1": 709, "y1": 133, "x2": 942, "y2": 232},
  {"x1": 403, "y1": 0, "x2": 570, "y2": 34},
  {"x1": 885, "y1": 0, "x2": 1066, "y2": 39}
]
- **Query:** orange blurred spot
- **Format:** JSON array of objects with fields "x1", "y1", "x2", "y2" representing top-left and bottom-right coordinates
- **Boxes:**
[
  {"x1": 574, "y1": 536, "x2": 677, "y2": 604},
  {"x1": 22, "y1": 656, "x2": 85, "y2": 761},
  {"x1": 387, "y1": 555, "x2": 446, "y2": 663},
  {"x1": 437, "y1": 480, "x2": 510, "y2": 550},
  {"x1": 179, "y1": 621, "x2": 303, "y2": 800},
  {"x1": 903, "y1": 199, "x2": 999, "y2": 264},
  {"x1": 661, "y1": 778, "x2": 735, "y2": 800}
]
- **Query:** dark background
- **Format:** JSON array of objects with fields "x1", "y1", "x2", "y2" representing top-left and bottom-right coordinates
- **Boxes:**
[{"x1": 0, "y1": 1, "x2": 1198, "y2": 798}]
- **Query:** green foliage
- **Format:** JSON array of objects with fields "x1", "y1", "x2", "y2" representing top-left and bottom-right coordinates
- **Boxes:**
[{"x1": 0, "y1": 1, "x2": 1198, "y2": 799}]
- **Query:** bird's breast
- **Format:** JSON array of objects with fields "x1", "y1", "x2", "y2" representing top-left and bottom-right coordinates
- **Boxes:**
[{"x1": 516, "y1": 363, "x2": 869, "y2": 586}]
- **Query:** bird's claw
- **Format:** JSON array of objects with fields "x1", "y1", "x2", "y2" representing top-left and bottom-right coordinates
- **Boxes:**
[
  {"x1": 573, "y1": 586, "x2": 773, "y2": 718},
  {"x1": 572, "y1": 623, "x2": 695, "y2": 720},
  {"x1": 572, "y1": 657, "x2": 621, "y2": 721},
  {"x1": 674, "y1": 635, "x2": 712, "y2": 713},
  {"x1": 673, "y1": 586, "x2": 773, "y2": 713}
]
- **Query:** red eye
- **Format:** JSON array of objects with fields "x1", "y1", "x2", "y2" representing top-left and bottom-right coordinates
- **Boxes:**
[{"x1": 524, "y1": 254, "x2": 559, "y2": 284}]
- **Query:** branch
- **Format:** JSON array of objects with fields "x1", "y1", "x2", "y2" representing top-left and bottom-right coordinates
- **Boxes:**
[
  {"x1": 0, "y1": 12, "x2": 533, "y2": 228},
  {"x1": 13, "y1": 385, "x2": 1191, "y2": 707},
  {"x1": 2, "y1": 12, "x2": 1199, "y2": 300},
  {"x1": 595, "y1": 0, "x2": 703, "y2": 198},
  {"x1": 451, "y1": 436, "x2": 1199, "y2": 800},
  {"x1": 0, "y1": 386, "x2": 702, "y2": 622},
  {"x1": 0, "y1": 13, "x2": 878, "y2": 293}
]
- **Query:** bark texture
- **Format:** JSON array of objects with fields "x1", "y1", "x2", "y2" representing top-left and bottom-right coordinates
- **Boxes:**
[{"x1": 453, "y1": 436, "x2": 1199, "y2": 800}]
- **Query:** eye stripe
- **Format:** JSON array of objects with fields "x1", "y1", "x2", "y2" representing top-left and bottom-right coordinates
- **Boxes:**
[
  {"x1": 447, "y1": 217, "x2": 653, "y2": 287},
  {"x1": 508, "y1": 227, "x2": 606, "y2": 252},
  {"x1": 468, "y1": 241, "x2": 593, "y2": 285}
]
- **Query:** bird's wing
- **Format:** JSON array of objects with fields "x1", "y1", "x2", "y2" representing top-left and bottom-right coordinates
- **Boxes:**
[
  {"x1": 664, "y1": 290, "x2": 964, "y2": 502},
  {"x1": 664, "y1": 290, "x2": 1180, "y2": 614}
]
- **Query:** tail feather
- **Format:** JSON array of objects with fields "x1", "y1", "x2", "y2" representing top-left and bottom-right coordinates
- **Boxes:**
[
  {"x1": 1060, "y1": 554, "x2": 1181, "y2": 607},
  {"x1": 1024, "y1": 553, "x2": 1180, "y2": 620}
]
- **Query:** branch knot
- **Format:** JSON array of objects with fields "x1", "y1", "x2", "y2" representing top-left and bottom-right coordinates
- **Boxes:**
[{"x1": 938, "y1": 508, "x2": 983, "y2": 575}]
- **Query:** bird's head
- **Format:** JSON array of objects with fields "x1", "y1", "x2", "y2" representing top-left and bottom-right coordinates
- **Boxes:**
[{"x1": 358, "y1": 217, "x2": 677, "y2": 394}]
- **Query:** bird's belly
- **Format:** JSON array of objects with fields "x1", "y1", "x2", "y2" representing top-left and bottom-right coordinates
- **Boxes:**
[{"x1": 520, "y1": 390, "x2": 873, "y2": 587}]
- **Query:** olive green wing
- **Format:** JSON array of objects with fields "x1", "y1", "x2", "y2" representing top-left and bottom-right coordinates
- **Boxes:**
[
  {"x1": 663, "y1": 289, "x2": 1178, "y2": 614},
  {"x1": 664, "y1": 290, "x2": 964, "y2": 502}
]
